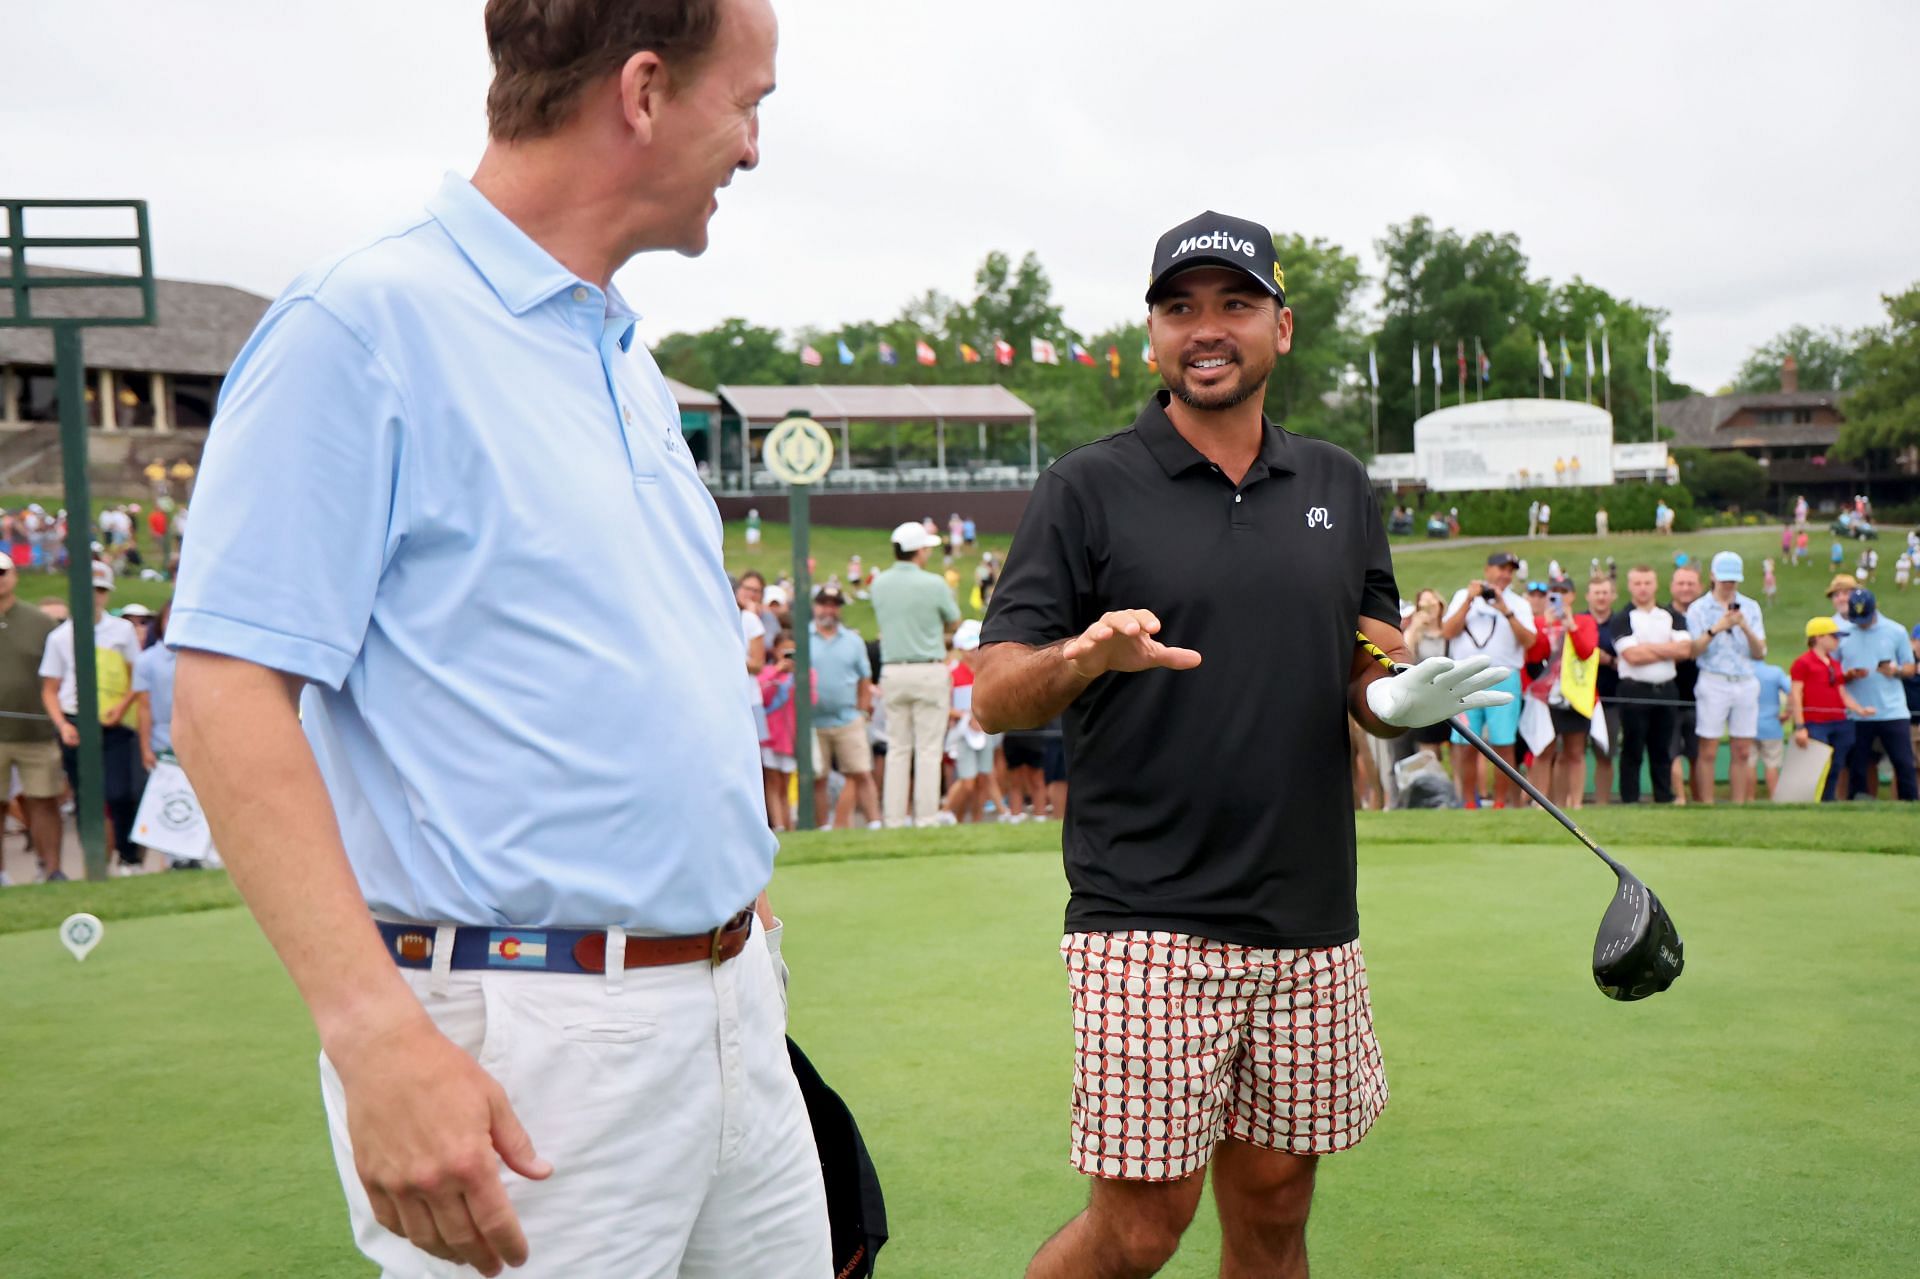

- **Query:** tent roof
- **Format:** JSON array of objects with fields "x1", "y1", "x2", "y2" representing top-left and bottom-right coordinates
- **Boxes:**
[
  {"x1": 663, "y1": 376, "x2": 720, "y2": 410},
  {"x1": 717, "y1": 383, "x2": 1035, "y2": 426}
]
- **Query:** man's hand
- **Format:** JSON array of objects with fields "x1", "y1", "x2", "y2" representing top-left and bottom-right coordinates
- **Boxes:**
[
  {"x1": 1060, "y1": 610, "x2": 1201, "y2": 681},
  {"x1": 1793, "y1": 727, "x2": 1810, "y2": 748},
  {"x1": 332, "y1": 1014, "x2": 552, "y2": 1276},
  {"x1": 56, "y1": 720, "x2": 78, "y2": 748},
  {"x1": 1364, "y1": 654, "x2": 1513, "y2": 729},
  {"x1": 141, "y1": 746, "x2": 158, "y2": 773}
]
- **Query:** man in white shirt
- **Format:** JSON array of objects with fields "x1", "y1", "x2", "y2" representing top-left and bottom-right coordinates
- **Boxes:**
[
  {"x1": 1441, "y1": 550, "x2": 1536, "y2": 807},
  {"x1": 39, "y1": 560, "x2": 146, "y2": 871},
  {"x1": 1685, "y1": 551, "x2": 1767, "y2": 804},
  {"x1": 1609, "y1": 565, "x2": 1693, "y2": 803}
]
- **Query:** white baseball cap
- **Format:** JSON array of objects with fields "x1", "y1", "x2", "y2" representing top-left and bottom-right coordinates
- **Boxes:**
[
  {"x1": 890, "y1": 521, "x2": 938, "y2": 553},
  {"x1": 764, "y1": 585, "x2": 788, "y2": 607},
  {"x1": 90, "y1": 560, "x2": 114, "y2": 591}
]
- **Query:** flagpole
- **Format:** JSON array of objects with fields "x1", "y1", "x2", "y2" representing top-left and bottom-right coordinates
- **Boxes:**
[
  {"x1": 1537, "y1": 337, "x2": 1544, "y2": 400},
  {"x1": 1649, "y1": 337, "x2": 1658, "y2": 443},
  {"x1": 1584, "y1": 333, "x2": 1592, "y2": 403}
]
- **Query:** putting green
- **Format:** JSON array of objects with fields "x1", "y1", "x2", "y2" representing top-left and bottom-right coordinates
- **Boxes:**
[{"x1": 3, "y1": 839, "x2": 1916, "y2": 1276}]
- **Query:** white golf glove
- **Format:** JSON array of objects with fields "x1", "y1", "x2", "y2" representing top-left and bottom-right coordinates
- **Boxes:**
[{"x1": 1365, "y1": 653, "x2": 1513, "y2": 729}]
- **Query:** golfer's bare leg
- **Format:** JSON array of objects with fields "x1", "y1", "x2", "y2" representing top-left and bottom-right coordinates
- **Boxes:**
[
  {"x1": 1027, "y1": 1170, "x2": 1206, "y2": 1279},
  {"x1": 1212, "y1": 1140, "x2": 1318, "y2": 1279}
]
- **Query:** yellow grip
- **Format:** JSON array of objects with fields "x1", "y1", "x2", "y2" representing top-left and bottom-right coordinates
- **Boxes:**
[{"x1": 1355, "y1": 630, "x2": 1397, "y2": 672}]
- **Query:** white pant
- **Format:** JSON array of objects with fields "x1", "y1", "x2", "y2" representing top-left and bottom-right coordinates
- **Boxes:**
[
  {"x1": 320, "y1": 921, "x2": 831, "y2": 1278},
  {"x1": 1694, "y1": 671, "x2": 1759, "y2": 741},
  {"x1": 881, "y1": 662, "x2": 951, "y2": 825}
]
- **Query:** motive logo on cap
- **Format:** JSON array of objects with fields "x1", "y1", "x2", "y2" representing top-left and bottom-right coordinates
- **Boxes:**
[
  {"x1": 1172, "y1": 228, "x2": 1261, "y2": 261},
  {"x1": 488, "y1": 931, "x2": 549, "y2": 968}
]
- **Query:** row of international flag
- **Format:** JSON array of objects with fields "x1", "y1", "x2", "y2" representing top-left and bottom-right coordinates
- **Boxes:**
[
  {"x1": 1368, "y1": 328, "x2": 1660, "y2": 388},
  {"x1": 800, "y1": 336, "x2": 1157, "y2": 377}
]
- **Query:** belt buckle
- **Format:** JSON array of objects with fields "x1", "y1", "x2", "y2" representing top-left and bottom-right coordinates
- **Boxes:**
[{"x1": 710, "y1": 923, "x2": 725, "y2": 966}]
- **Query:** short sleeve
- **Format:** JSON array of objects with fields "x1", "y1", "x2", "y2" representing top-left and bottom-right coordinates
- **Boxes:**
[
  {"x1": 1359, "y1": 486, "x2": 1400, "y2": 627},
  {"x1": 1444, "y1": 588, "x2": 1469, "y2": 617},
  {"x1": 168, "y1": 298, "x2": 410, "y2": 690},
  {"x1": 741, "y1": 611, "x2": 765, "y2": 643},
  {"x1": 131, "y1": 649, "x2": 155, "y2": 694},
  {"x1": 980, "y1": 470, "x2": 1095, "y2": 647},
  {"x1": 1748, "y1": 601, "x2": 1766, "y2": 644},
  {"x1": 1684, "y1": 601, "x2": 1707, "y2": 637},
  {"x1": 855, "y1": 642, "x2": 873, "y2": 680},
  {"x1": 939, "y1": 587, "x2": 962, "y2": 625},
  {"x1": 37, "y1": 629, "x2": 68, "y2": 681}
]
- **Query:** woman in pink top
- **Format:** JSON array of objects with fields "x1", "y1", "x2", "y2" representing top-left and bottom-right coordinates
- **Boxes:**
[{"x1": 757, "y1": 639, "x2": 816, "y2": 832}]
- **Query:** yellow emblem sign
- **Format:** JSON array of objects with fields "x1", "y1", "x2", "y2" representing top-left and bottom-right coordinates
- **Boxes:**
[{"x1": 763, "y1": 416, "x2": 835, "y2": 486}]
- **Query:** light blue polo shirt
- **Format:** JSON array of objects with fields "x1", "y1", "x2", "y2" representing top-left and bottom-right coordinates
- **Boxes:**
[
  {"x1": 131, "y1": 642, "x2": 176, "y2": 754},
  {"x1": 1686, "y1": 592, "x2": 1766, "y2": 679},
  {"x1": 1838, "y1": 615, "x2": 1914, "y2": 721},
  {"x1": 808, "y1": 622, "x2": 872, "y2": 728},
  {"x1": 170, "y1": 173, "x2": 774, "y2": 932}
]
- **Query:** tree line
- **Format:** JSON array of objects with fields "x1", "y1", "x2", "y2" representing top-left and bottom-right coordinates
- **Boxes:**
[{"x1": 651, "y1": 218, "x2": 1918, "y2": 465}]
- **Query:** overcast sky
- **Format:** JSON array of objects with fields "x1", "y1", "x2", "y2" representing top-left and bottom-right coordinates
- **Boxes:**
[{"x1": 8, "y1": 0, "x2": 1917, "y2": 391}]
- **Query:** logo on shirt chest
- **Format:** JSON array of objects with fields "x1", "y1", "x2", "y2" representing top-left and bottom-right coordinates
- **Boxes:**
[{"x1": 1305, "y1": 506, "x2": 1333, "y2": 530}]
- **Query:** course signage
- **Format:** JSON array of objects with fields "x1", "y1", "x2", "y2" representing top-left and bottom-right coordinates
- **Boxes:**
[{"x1": 763, "y1": 415, "x2": 836, "y2": 486}]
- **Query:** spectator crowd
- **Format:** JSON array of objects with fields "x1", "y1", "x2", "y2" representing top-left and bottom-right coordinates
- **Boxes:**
[{"x1": 1373, "y1": 533, "x2": 1919, "y2": 811}]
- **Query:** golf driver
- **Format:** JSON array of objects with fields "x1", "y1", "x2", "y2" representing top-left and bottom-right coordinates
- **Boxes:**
[{"x1": 1362, "y1": 636, "x2": 1684, "y2": 1000}]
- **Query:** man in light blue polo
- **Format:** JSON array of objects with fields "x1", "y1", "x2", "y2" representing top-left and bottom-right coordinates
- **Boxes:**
[
  {"x1": 1685, "y1": 550, "x2": 1767, "y2": 804},
  {"x1": 806, "y1": 587, "x2": 880, "y2": 830},
  {"x1": 169, "y1": 3, "x2": 832, "y2": 1277},
  {"x1": 1837, "y1": 589, "x2": 1918, "y2": 800}
]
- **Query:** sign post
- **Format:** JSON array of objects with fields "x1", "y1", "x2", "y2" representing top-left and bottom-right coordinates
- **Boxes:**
[
  {"x1": 2, "y1": 199, "x2": 155, "y2": 880},
  {"x1": 760, "y1": 411, "x2": 835, "y2": 831}
]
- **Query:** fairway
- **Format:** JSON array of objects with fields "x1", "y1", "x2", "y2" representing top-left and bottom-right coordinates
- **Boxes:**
[{"x1": 4, "y1": 816, "x2": 1918, "y2": 1277}]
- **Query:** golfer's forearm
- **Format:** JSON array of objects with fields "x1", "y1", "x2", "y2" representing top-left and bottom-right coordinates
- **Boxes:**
[
  {"x1": 972, "y1": 642, "x2": 1089, "y2": 733},
  {"x1": 173, "y1": 652, "x2": 426, "y2": 1054},
  {"x1": 1350, "y1": 618, "x2": 1411, "y2": 739}
]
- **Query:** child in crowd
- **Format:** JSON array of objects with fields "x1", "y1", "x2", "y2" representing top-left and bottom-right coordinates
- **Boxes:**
[
  {"x1": 758, "y1": 639, "x2": 813, "y2": 832},
  {"x1": 1761, "y1": 557, "x2": 1777, "y2": 610}
]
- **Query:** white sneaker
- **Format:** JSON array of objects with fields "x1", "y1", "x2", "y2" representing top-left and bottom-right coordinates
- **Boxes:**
[{"x1": 865, "y1": 820, "x2": 884, "y2": 830}]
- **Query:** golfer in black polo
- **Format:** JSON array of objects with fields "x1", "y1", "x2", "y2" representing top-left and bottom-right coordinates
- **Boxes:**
[{"x1": 975, "y1": 211, "x2": 1510, "y2": 1279}]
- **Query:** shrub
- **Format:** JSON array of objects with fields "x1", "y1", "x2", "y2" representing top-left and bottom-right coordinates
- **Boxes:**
[{"x1": 1401, "y1": 484, "x2": 1695, "y2": 537}]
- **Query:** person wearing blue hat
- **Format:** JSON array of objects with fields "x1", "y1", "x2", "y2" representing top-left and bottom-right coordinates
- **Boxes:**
[
  {"x1": 1836, "y1": 588, "x2": 1918, "y2": 800},
  {"x1": 1684, "y1": 551, "x2": 1766, "y2": 803}
]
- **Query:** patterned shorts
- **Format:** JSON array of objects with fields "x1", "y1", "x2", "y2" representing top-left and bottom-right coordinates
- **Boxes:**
[{"x1": 1061, "y1": 930, "x2": 1388, "y2": 1181}]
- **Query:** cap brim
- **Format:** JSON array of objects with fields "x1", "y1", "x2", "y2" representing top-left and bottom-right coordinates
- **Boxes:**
[{"x1": 1146, "y1": 258, "x2": 1282, "y2": 304}]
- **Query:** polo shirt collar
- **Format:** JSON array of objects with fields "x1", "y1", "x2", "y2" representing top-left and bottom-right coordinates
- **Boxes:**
[
  {"x1": 1134, "y1": 390, "x2": 1295, "y2": 480},
  {"x1": 428, "y1": 173, "x2": 640, "y2": 349}
]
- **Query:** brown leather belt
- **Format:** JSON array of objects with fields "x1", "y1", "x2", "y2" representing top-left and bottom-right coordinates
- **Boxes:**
[
  {"x1": 572, "y1": 909, "x2": 756, "y2": 972},
  {"x1": 376, "y1": 908, "x2": 756, "y2": 974}
]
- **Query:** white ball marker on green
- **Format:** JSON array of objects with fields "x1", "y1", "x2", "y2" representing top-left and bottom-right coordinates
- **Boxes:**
[{"x1": 60, "y1": 913, "x2": 104, "y2": 962}]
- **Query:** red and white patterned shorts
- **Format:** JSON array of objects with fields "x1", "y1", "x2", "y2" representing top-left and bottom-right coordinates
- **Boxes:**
[{"x1": 1061, "y1": 930, "x2": 1388, "y2": 1181}]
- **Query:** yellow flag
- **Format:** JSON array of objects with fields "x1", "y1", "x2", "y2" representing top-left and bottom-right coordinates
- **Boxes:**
[
  {"x1": 1560, "y1": 634, "x2": 1598, "y2": 719},
  {"x1": 970, "y1": 583, "x2": 984, "y2": 611}
]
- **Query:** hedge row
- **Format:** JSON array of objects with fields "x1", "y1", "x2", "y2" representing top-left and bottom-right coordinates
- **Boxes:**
[{"x1": 1393, "y1": 484, "x2": 1696, "y2": 538}]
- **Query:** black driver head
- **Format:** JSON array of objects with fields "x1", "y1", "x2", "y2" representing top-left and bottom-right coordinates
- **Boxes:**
[{"x1": 1592, "y1": 872, "x2": 1684, "y2": 1001}]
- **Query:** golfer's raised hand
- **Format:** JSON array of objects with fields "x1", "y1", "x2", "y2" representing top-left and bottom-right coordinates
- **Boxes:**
[
  {"x1": 333, "y1": 1016, "x2": 552, "y2": 1275},
  {"x1": 1062, "y1": 609, "x2": 1201, "y2": 679},
  {"x1": 1366, "y1": 653, "x2": 1512, "y2": 729}
]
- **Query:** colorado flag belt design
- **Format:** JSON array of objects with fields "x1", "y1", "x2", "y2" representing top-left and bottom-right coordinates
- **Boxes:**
[{"x1": 488, "y1": 931, "x2": 549, "y2": 968}]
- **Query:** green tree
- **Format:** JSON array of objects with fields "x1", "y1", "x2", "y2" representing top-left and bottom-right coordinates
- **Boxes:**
[
  {"x1": 1673, "y1": 448, "x2": 1766, "y2": 509},
  {"x1": 1730, "y1": 324, "x2": 1863, "y2": 395},
  {"x1": 652, "y1": 317, "x2": 789, "y2": 388},
  {"x1": 1833, "y1": 283, "x2": 1920, "y2": 460},
  {"x1": 1263, "y1": 233, "x2": 1367, "y2": 454}
]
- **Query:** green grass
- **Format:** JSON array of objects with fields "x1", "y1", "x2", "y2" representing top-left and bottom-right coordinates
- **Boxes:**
[{"x1": 4, "y1": 820, "x2": 1918, "y2": 1276}]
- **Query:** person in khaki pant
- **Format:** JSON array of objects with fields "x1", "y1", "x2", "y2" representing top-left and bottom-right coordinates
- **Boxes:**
[
  {"x1": 0, "y1": 560, "x2": 63, "y2": 881},
  {"x1": 871, "y1": 521, "x2": 961, "y2": 826}
]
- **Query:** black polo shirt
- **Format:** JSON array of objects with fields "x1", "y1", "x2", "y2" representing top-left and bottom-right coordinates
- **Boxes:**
[{"x1": 981, "y1": 391, "x2": 1400, "y2": 948}]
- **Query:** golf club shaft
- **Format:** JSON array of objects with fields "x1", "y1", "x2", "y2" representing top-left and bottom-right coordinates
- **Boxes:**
[
  {"x1": 1359, "y1": 634, "x2": 1627, "y2": 876},
  {"x1": 1442, "y1": 713, "x2": 1626, "y2": 876}
]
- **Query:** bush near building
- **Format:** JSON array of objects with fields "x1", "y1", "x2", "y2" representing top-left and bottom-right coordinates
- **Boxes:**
[{"x1": 1400, "y1": 483, "x2": 1695, "y2": 538}]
